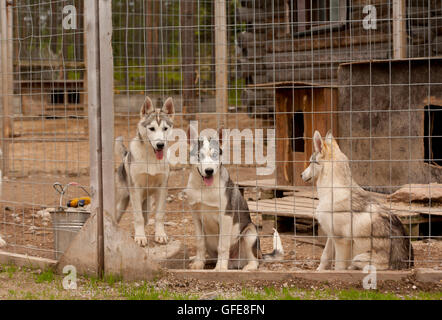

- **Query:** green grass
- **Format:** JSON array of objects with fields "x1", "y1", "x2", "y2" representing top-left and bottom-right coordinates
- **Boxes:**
[
  {"x1": 35, "y1": 269, "x2": 56, "y2": 284},
  {"x1": 233, "y1": 286, "x2": 442, "y2": 300},
  {"x1": 3, "y1": 265, "x2": 17, "y2": 279},
  {"x1": 119, "y1": 282, "x2": 199, "y2": 300},
  {"x1": 336, "y1": 289, "x2": 400, "y2": 300},
  {"x1": 104, "y1": 274, "x2": 123, "y2": 287},
  {"x1": 1, "y1": 264, "x2": 441, "y2": 300},
  {"x1": 228, "y1": 78, "x2": 245, "y2": 107}
]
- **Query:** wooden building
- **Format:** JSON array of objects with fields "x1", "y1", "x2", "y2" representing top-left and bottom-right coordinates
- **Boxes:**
[{"x1": 237, "y1": 0, "x2": 442, "y2": 192}]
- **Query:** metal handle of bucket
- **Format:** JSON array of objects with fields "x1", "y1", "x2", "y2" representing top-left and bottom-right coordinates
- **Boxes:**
[{"x1": 53, "y1": 182, "x2": 91, "y2": 208}]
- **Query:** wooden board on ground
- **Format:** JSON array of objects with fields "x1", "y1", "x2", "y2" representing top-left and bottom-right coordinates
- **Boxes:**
[
  {"x1": 244, "y1": 179, "x2": 442, "y2": 236},
  {"x1": 238, "y1": 178, "x2": 318, "y2": 199}
]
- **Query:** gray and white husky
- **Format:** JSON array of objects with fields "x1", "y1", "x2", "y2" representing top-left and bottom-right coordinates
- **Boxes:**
[
  {"x1": 185, "y1": 127, "x2": 284, "y2": 270},
  {"x1": 301, "y1": 130, "x2": 413, "y2": 270},
  {"x1": 115, "y1": 96, "x2": 174, "y2": 246}
]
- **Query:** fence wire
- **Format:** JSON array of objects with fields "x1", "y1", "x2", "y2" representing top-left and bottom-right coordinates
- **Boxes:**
[{"x1": 0, "y1": 0, "x2": 441, "y2": 272}]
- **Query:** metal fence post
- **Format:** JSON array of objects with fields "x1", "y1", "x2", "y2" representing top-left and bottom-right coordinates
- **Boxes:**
[{"x1": 85, "y1": 0, "x2": 114, "y2": 278}]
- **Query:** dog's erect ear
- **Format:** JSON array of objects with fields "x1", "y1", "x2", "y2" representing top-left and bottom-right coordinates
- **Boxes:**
[
  {"x1": 325, "y1": 130, "x2": 334, "y2": 145},
  {"x1": 313, "y1": 130, "x2": 323, "y2": 153},
  {"x1": 161, "y1": 97, "x2": 175, "y2": 117},
  {"x1": 324, "y1": 130, "x2": 340, "y2": 150},
  {"x1": 140, "y1": 96, "x2": 154, "y2": 118}
]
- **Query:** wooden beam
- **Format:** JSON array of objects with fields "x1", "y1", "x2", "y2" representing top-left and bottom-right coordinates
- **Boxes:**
[
  {"x1": 180, "y1": 0, "x2": 196, "y2": 116},
  {"x1": 297, "y1": 0, "x2": 306, "y2": 32},
  {"x1": 98, "y1": 0, "x2": 115, "y2": 220},
  {"x1": 0, "y1": 0, "x2": 12, "y2": 177},
  {"x1": 393, "y1": 0, "x2": 407, "y2": 59},
  {"x1": 85, "y1": 0, "x2": 114, "y2": 278},
  {"x1": 215, "y1": 0, "x2": 228, "y2": 125},
  {"x1": 145, "y1": 0, "x2": 160, "y2": 91}
]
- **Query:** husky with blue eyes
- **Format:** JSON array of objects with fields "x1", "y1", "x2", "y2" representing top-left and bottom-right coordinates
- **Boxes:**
[
  {"x1": 185, "y1": 127, "x2": 284, "y2": 270},
  {"x1": 115, "y1": 96, "x2": 174, "y2": 246}
]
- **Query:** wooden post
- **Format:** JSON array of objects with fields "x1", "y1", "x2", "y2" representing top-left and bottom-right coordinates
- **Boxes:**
[
  {"x1": 1, "y1": 0, "x2": 12, "y2": 177},
  {"x1": 297, "y1": 0, "x2": 306, "y2": 32},
  {"x1": 393, "y1": 0, "x2": 407, "y2": 59},
  {"x1": 215, "y1": 0, "x2": 228, "y2": 125},
  {"x1": 85, "y1": 0, "x2": 114, "y2": 278},
  {"x1": 180, "y1": 0, "x2": 196, "y2": 118},
  {"x1": 145, "y1": 0, "x2": 160, "y2": 91}
]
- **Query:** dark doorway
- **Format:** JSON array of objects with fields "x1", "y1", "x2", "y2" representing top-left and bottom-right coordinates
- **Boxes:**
[
  {"x1": 424, "y1": 105, "x2": 442, "y2": 166},
  {"x1": 291, "y1": 112, "x2": 305, "y2": 152},
  {"x1": 50, "y1": 90, "x2": 64, "y2": 104},
  {"x1": 68, "y1": 91, "x2": 80, "y2": 104}
]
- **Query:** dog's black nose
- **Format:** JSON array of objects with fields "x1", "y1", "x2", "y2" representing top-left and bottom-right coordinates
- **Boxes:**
[
  {"x1": 205, "y1": 168, "x2": 214, "y2": 176},
  {"x1": 156, "y1": 142, "x2": 165, "y2": 150}
]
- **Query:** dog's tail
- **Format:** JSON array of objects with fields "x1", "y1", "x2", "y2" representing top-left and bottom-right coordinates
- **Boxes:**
[
  {"x1": 115, "y1": 136, "x2": 128, "y2": 160},
  {"x1": 262, "y1": 228, "x2": 284, "y2": 261}
]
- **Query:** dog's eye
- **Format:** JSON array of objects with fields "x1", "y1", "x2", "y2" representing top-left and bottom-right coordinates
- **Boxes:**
[
  {"x1": 163, "y1": 127, "x2": 168, "y2": 131},
  {"x1": 149, "y1": 127, "x2": 155, "y2": 132}
]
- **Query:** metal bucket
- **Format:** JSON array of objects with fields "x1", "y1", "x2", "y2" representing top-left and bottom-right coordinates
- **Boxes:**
[
  {"x1": 51, "y1": 208, "x2": 90, "y2": 260},
  {"x1": 51, "y1": 182, "x2": 91, "y2": 260}
]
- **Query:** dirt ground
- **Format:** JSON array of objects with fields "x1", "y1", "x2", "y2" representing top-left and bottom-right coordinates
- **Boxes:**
[
  {"x1": 1, "y1": 167, "x2": 441, "y2": 271},
  {"x1": 1, "y1": 115, "x2": 441, "y2": 272}
]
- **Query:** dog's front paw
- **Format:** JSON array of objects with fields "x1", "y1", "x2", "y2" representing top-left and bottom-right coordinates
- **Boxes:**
[
  {"x1": 154, "y1": 233, "x2": 168, "y2": 244},
  {"x1": 213, "y1": 262, "x2": 228, "y2": 271},
  {"x1": 134, "y1": 235, "x2": 148, "y2": 247},
  {"x1": 316, "y1": 263, "x2": 330, "y2": 271},
  {"x1": 189, "y1": 260, "x2": 205, "y2": 270},
  {"x1": 242, "y1": 262, "x2": 259, "y2": 271},
  {"x1": 0, "y1": 237, "x2": 6, "y2": 248}
]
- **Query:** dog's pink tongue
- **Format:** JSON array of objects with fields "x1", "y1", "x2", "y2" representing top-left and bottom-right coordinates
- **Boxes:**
[
  {"x1": 155, "y1": 150, "x2": 164, "y2": 160},
  {"x1": 203, "y1": 176, "x2": 214, "y2": 186}
]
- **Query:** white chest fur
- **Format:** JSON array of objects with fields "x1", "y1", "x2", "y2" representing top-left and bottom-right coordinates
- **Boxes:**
[
  {"x1": 128, "y1": 140, "x2": 169, "y2": 181},
  {"x1": 185, "y1": 170, "x2": 227, "y2": 210}
]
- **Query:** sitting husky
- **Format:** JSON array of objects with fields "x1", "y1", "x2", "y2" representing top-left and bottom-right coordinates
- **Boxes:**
[
  {"x1": 301, "y1": 130, "x2": 413, "y2": 270},
  {"x1": 185, "y1": 127, "x2": 283, "y2": 270},
  {"x1": 115, "y1": 96, "x2": 174, "y2": 246}
]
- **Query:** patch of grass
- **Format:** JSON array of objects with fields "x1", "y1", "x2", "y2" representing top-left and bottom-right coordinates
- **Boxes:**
[
  {"x1": 104, "y1": 274, "x2": 122, "y2": 287},
  {"x1": 5, "y1": 265, "x2": 17, "y2": 279},
  {"x1": 228, "y1": 78, "x2": 245, "y2": 107},
  {"x1": 119, "y1": 283, "x2": 161, "y2": 300},
  {"x1": 336, "y1": 289, "x2": 400, "y2": 300},
  {"x1": 118, "y1": 282, "x2": 198, "y2": 300},
  {"x1": 7, "y1": 289, "x2": 16, "y2": 298},
  {"x1": 35, "y1": 269, "x2": 55, "y2": 284}
]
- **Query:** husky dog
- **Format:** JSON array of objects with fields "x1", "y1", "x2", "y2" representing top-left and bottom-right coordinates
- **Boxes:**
[
  {"x1": 0, "y1": 234, "x2": 5, "y2": 248},
  {"x1": 301, "y1": 131, "x2": 413, "y2": 270},
  {"x1": 115, "y1": 96, "x2": 174, "y2": 246},
  {"x1": 185, "y1": 127, "x2": 284, "y2": 270}
]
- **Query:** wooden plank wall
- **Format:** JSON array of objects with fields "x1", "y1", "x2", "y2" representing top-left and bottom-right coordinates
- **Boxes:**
[
  {"x1": 275, "y1": 87, "x2": 338, "y2": 186},
  {"x1": 239, "y1": 0, "x2": 442, "y2": 90}
]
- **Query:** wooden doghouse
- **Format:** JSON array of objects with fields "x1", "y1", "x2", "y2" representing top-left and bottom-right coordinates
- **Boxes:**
[{"x1": 267, "y1": 82, "x2": 339, "y2": 186}]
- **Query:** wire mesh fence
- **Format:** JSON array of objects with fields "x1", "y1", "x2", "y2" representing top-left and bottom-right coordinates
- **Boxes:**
[
  {"x1": 0, "y1": 0, "x2": 441, "y2": 274},
  {"x1": 0, "y1": 0, "x2": 88, "y2": 260}
]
